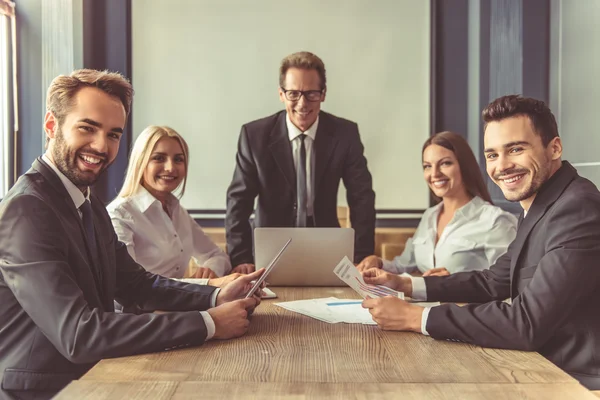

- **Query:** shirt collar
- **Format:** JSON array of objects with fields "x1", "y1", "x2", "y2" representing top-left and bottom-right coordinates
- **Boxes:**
[
  {"x1": 42, "y1": 153, "x2": 89, "y2": 209},
  {"x1": 455, "y1": 196, "x2": 487, "y2": 218},
  {"x1": 286, "y1": 113, "x2": 319, "y2": 142},
  {"x1": 131, "y1": 185, "x2": 179, "y2": 214},
  {"x1": 432, "y1": 196, "x2": 488, "y2": 221}
]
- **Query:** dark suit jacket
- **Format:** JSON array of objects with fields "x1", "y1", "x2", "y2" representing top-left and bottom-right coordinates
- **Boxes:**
[
  {"x1": 424, "y1": 161, "x2": 600, "y2": 389},
  {"x1": 226, "y1": 111, "x2": 376, "y2": 265},
  {"x1": 0, "y1": 158, "x2": 217, "y2": 399}
]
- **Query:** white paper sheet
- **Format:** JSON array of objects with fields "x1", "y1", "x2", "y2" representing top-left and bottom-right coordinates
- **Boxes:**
[
  {"x1": 275, "y1": 297, "x2": 376, "y2": 325},
  {"x1": 333, "y1": 256, "x2": 404, "y2": 299}
]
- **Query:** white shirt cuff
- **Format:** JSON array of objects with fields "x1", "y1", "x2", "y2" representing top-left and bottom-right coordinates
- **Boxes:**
[
  {"x1": 202, "y1": 261, "x2": 228, "y2": 278},
  {"x1": 410, "y1": 277, "x2": 427, "y2": 300},
  {"x1": 201, "y1": 288, "x2": 221, "y2": 340},
  {"x1": 199, "y1": 311, "x2": 215, "y2": 340},
  {"x1": 421, "y1": 306, "x2": 432, "y2": 336},
  {"x1": 210, "y1": 288, "x2": 220, "y2": 307},
  {"x1": 174, "y1": 278, "x2": 209, "y2": 285},
  {"x1": 381, "y1": 259, "x2": 398, "y2": 273}
]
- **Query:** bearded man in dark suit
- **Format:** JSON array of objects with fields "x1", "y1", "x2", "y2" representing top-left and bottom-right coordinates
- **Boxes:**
[{"x1": 361, "y1": 95, "x2": 600, "y2": 390}]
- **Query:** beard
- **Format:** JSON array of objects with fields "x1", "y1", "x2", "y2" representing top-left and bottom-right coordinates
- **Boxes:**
[
  {"x1": 502, "y1": 175, "x2": 542, "y2": 202},
  {"x1": 495, "y1": 160, "x2": 551, "y2": 202},
  {"x1": 51, "y1": 128, "x2": 110, "y2": 189}
]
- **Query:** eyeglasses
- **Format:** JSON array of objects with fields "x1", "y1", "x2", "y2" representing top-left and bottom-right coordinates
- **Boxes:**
[{"x1": 280, "y1": 87, "x2": 324, "y2": 102}]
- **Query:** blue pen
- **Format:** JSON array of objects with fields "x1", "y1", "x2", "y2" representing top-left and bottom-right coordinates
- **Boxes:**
[{"x1": 326, "y1": 301, "x2": 363, "y2": 306}]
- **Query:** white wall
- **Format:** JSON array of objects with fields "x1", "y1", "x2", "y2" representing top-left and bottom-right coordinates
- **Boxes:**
[
  {"x1": 132, "y1": 0, "x2": 430, "y2": 211},
  {"x1": 550, "y1": 0, "x2": 600, "y2": 186}
]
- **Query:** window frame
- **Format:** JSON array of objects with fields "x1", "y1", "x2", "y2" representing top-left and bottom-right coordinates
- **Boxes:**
[{"x1": 0, "y1": 0, "x2": 17, "y2": 198}]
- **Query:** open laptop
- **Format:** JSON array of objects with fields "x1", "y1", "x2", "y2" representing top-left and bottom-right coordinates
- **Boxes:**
[{"x1": 253, "y1": 227, "x2": 354, "y2": 286}]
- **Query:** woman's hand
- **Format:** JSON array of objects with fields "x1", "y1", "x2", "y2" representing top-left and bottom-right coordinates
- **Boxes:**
[
  {"x1": 208, "y1": 273, "x2": 242, "y2": 288},
  {"x1": 356, "y1": 255, "x2": 383, "y2": 272},
  {"x1": 193, "y1": 267, "x2": 218, "y2": 279},
  {"x1": 422, "y1": 267, "x2": 450, "y2": 277}
]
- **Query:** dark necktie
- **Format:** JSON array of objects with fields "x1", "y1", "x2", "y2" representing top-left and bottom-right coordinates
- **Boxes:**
[
  {"x1": 517, "y1": 212, "x2": 525, "y2": 229},
  {"x1": 80, "y1": 199, "x2": 98, "y2": 261},
  {"x1": 296, "y1": 134, "x2": 308, "y2": 227}
]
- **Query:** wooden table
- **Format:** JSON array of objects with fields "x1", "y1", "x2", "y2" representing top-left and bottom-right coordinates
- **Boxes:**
[{"x1": 56, "y1": 287, "x2": 595, "y2": 399}]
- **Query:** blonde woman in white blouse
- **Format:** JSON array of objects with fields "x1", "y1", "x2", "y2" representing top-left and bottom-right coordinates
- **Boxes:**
[
  {"x1": 108, "y1": 126, "x2": 234, "y2": 286},
  {"x1": 358, "y1": 131, "x2": 517, "y2": 276}
]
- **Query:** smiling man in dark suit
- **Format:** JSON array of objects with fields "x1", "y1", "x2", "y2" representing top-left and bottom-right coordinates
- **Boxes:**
[
  {"x1": 361, "y1": 95, "x2": 600, "y2": 389},
  {"x1": 226, "y1": 51, "x2": 376, "y2": 273},
  {"x1": 0, "y1": 69, "x2": 262, "y2": 400}
]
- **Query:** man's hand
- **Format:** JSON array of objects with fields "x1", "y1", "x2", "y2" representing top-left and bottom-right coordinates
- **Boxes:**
[
  {"x1": 362, "y1": 268, "x2": 413, "y2": 297},
  {"x1": 422, "y1": 267, "x2": 450, "y2": 277},
  {"x1": 232, "y1": 263, "x2": 256, "y2": 274},
  {"x1": 362, "y1": 296, "x2": 424, "y2": 332},
  {"x1": 192, "y1": 267, "x2": 218, "y2": 279},
  {"x1": 356, "y1": 255, "x2": 382, "y2": 272},
  {"x1": 207, "y1": 298, "x2": 257, "y2": 340},
  {"x1": 216, "y1": 268, "x2": 265, "y2": 306},
  {"x1": 208, "y1": 273, "x2": 242, "y2": 288}
]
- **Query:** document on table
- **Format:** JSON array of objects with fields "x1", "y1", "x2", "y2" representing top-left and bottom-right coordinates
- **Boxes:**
[
  {"x1": 333, "y1": 256, "x2": 404, "y2": 299},
  {"x1": 275, "y1": 297, "x2": 376, "y2": 324},
  {"x1": 275, "y1": 297, "x2": 441, "y2": 325}
]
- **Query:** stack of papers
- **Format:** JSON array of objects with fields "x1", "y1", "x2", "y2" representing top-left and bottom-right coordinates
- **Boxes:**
[
  {"x1": 274, "y1": 257, "x2": 441, "y2": 325},
  {"x1": 275, "y1": 297, "x2": 376, "y2": 325},
  {"x1": 333, "y1": 256, "x2": 404, "y2": 299},
  {"x1": 276, "y1": 297, "x2": 441, "y2": 325}
]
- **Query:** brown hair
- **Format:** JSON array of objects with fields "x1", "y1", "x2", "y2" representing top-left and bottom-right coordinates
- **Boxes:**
[
  {"x1": 482, "y1": 94, "x2": 559, "y2": 146},
  {"x1": 279, "y1": 51, "x2": 327, "y2": 90},
  {"x1": 45, "y1": 69, "x2": 133, "y2": 145},
  {"x1": 423, "y1": 131, "x2": 493, "y2": 204}
]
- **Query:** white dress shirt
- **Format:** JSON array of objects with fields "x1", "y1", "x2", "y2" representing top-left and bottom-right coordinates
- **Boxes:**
[
  {"x1": 382, "y1": 196, "x2": 518, "y2": 275},
  {"x1": 42, "y1": 155, "x2": 218, "y2": 338},
  {"x1": 107, "y1": 186, "x2": 232, "y2": 278},
  {"x1": 287, "y1": 113, "x2": 318, "y2": 217},
  {"x1": 397, "y1": 196, "x2": 519, "y2": 336}
]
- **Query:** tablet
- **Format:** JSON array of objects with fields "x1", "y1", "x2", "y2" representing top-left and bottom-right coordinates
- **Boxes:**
[{"x1": 245, "y1": 237, "x2": 292, "y2": 299}]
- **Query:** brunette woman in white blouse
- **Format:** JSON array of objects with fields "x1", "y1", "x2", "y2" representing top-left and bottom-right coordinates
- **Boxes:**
[
  {"x1": 357, "y1": 131, "x2": 517, "y2": 276},
  {"x1": 108, "y1": 126, "x2": 234, "y2": 286}
]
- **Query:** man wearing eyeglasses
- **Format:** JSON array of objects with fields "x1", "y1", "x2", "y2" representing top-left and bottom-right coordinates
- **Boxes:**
[{"x1": 226, "y1": 51, "x2": 376, "y2": 274}]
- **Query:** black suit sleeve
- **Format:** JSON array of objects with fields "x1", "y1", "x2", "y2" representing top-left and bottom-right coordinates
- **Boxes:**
[
  {"x1": 342, "y1": 126, "x2": 376, "y2": 262},
  {"x1": 425, "y1": 195, "x2": 600, "y2": 351},
  {"x1": 0, "y1": 195, "x2": 212, "y2": 364},
  {"x1": 226, "y1": 125, "x2": 259, "y2": 266},
  {"x1": 424, "y1": 242, "x2": 513, "y2": 303},
  {"x1": 113, "y1": 238, "x2": 217, "y2": 312}
]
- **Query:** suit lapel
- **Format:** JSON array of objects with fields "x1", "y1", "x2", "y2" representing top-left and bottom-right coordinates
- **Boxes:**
[
  {"x1": 32, "y1": 158, "x2": 105, "y2": 295},
  {"x1": 90, "y1": 195, "x2": 114, "y2": 310},
  {"x1": 508, "y1": 204, "x2": 546, "y2": 281},
  {"x1": 509, "y1": 162, "x2": 579, "y2": 295},
  {"x1": 313, "y1": 112, "x2": 337, "y2": 192},
  {"x1": 33, "y1": 158, "x2": 82, "y2": 222},
  {"x1": 268, "y1": 112, "x2": 296, "y2": 190},
  {"x1": 516, "y1": 211, "x2": 524, "y2": 229}
]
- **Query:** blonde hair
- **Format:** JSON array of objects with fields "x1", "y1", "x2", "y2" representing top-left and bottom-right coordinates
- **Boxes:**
[
  {"x1": 279, "y1": 51, "x2": 327, "y2": 90},
  {"x1": 118, "y1": 126, "x2": 190, "y2": 199}
]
